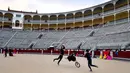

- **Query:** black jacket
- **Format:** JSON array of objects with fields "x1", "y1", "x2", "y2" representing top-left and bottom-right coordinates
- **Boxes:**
[
  {"x1": 85, "y1": 52, "x2": 91, "y2": 60},
  {"x1": 60, "y1": 49, "x2": 64, "y2": 55}
]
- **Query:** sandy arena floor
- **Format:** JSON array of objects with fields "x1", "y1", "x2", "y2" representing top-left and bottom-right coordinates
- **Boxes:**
[{"x1": 0, "y1": 54, "x2": 130, "y2": 73}]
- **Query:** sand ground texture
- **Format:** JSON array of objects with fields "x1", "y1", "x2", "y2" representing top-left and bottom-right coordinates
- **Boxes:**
[{"x1": 0, "y1": 54, "x2": 130, "y2": 73}]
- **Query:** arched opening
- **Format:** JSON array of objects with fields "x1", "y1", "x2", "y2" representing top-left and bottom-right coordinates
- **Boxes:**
[
  {"x1": 32, "y1": 15, "x2": 40, "y2": 30},
  {"x1": 58, "y1": 14, "x2": 65, "y2": 20},
  {"x1": 49, "y1": 15, "x2": 57, "y2": 30},
  {"x1": 15, "y1": 20, "x2": 20, "y2": 27},
  {"x1": 93, "y1": 7, "x2": 103, "y2": 26},
  {"x1": 24, "y1": 15, "x2": 32, "y2": 22},
  {"x1": 75, "y1": 12, "x2": 83, "y2": 24},
  {"x1": 4, "y1": 13, "x2": 13, "y2": 28},
  {"x1": 104, "y1": 3, "x2": 114, "y2": 13},
  {"x1": 24, "y1": 15, "x2": 32, "y2": 30},
  {"x1": 41, "y1": 15, "x2": 48, "y2": 23},
  {"x1": 41, "y1": 15, "x2": 48, "y2": 30},
  {"x1": 66, "y1": 13, "x2": 74, "y2": 28},
  {"x1": 58, "y1": 14, "x2": 65, "y2": 24},
  {"x1": 84, "y1": 10, "x2": 92, "y2": 16},
  {"x1": 93, "y1": 7, "x2": 102, "y2": 14},
  {"x1": 84, "y1": 10, "x2": 92, "y2": 21},
  {"x1": 66, "y1": 13, "x2": 73, "y2": 19},
  {"x1": 0, "y1": 12, "x2": 3, "y2": 28},
  {"x1": 75, "y1": 12, "x2": 82, "y2": 18},
  {"x1": 115, "y1": 0, "x2": 127, "y2": 9},
  {"x1": 33, "y1": 15, "x2": 40, "y2": 20},
  {"x1": 50, "y1": 15, "x2": 57, "y2": 20},
  {"x1": 129, "y1": 10, "x2": 130, "y2": 21}
]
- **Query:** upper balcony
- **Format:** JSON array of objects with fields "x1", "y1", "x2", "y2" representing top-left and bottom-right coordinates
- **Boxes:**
[{"x1": 0, "y1": 0, "x2": 129, "y2": 25}]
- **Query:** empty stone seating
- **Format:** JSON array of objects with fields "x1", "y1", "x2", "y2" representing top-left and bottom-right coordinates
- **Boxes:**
[
  {"x1": 6, "y1": 39, "x2": 23, "y2": 48},
  {"x1": 64, "y1": 29, "x2": 92, "y2": 38},
  {"x1": 14, "y1": 31, "x2": 29, "y2": 39},
  {"x1": 93, "y1": 22, "x2": 130, "y2": 36},
  {"x1": 0, "y1": 30, "x2": 16, "y2": 47},
  {"x1": 26, "y1": 31, "x2": 40, "y2": 39},
  {"x1": 33, "y1": 38, "x2": 59, "y2": 49},
  {"x1": 81, "y1": 31, "x2": 130, "y2": 49},
  {"x1": 0, "y1": 21, "x2": 130, "y2": 49},
  {"x1": 42, "y1": 31, "x2": 66, "y2": 39},
  {"x1": 60, "y1": 38, "x2": 84, "y2": 49}
]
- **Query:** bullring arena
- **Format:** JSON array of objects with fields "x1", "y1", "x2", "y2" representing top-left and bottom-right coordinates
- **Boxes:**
[
  {"x1": 0, "y1": 0, "x2": 130, "y2": 73},
  {"x1": 0, "y1": 54, "x2": 130, "y2": 73}
]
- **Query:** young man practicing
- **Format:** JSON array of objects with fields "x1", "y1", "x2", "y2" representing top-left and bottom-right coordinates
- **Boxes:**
[
  {"x1": 84, "y1": 49, "x2": 98, "y2": 72},
  {"x1": 53, "y1": 44, "x2": 65, "y2": 65}
]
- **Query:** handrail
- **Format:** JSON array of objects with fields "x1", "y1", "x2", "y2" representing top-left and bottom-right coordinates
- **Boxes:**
[
  {"x1": 52, "y1": 30, "x2": 70, "y2": 49},
  {"x1": 3, "y1": 31, "x2": 18, "y2": 48}
]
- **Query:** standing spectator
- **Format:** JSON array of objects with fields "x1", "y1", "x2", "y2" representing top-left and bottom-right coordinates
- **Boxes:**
[
  {"x1": 0, "y1": 48, "x2": 1, "y2": 53},
  {"x1": 115, "y1": 49, "x2": 118, "y2": 57},
  {"x1": 4, "y1": 48, "x2": 8, "y2": 57},
  {"x1": 9, "y1": 49, "x2": 13, "y2": 56},
  {"x1": 13, "y1": 49, "x2": 17, "y2": 54}
]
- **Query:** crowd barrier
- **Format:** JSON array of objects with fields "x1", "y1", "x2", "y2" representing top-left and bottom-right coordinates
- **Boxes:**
[{"x1": 1, "y1": 49, "x2": 130, "y2": 59}]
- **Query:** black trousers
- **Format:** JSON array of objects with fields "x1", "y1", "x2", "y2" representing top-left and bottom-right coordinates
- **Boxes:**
[
  {"x1": 88, "y1": 59, "x2": 98, "y2": 70},
  {"x1": 5, "y1": 52, "x2": 7, "y2": 57},
  {"x1": 54, "y1": 55, "x2": 63, "y2": 64}
]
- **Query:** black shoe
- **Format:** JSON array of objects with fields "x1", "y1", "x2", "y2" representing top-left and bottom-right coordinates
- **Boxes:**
[
  {"x1": 53, "y1": 59, "x2": 55, "y2": 62},
  {"x1": 90, "y1": 69, "x2": 92, "y2": 72},
  {"x1": 57, "y1": 63, "x2": 59, "y2": 65}
]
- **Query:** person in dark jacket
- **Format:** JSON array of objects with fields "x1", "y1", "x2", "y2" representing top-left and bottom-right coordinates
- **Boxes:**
[
  {"x1": 0, "y1": 48, "x2": 2, "y2": 53},
  {"x1": 53, "y1": 44, "x2": 65, "y2": 65},
  {"x1": 4, "y1": 48, "x2": 8, "y2": 57},
  {"x1": 9, "y1": 49, "x2": 13, "y2": 56},
  {"x1": 84, "y1": 49, "x2": 98, "y2": 72}
]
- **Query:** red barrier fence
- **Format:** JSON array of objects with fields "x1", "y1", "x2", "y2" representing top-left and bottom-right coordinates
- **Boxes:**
[
  {"x1": 15, "y1": 49, "x2": 85, "y2": 56},
  {"x1": 113, "y1": 51, "x2": 130, "y2": 58},
  {"x1": 1, "y1": 49, "x2": 130, "y2": 59}
]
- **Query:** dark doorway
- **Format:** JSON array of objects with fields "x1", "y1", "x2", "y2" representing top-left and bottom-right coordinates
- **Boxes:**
[{"x1": 15, "y1": 20, "x2": 20, "y2": 27}]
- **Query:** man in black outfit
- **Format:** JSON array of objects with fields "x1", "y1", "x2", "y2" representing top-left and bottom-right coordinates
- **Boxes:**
[
  {"x1": 0, "y1": 48, "x2": 2, "y2": 53},
  {"x1": 53, "y1": 45, "x2": 65, "y2": 65},
  {"x1": 4, "y1": 48, "x2": 8, "y2": 57},
  {"x1": 84, "y1": 49, "x2": 98, "y2": 72},
  {"x1": 9, "y1": 49, "x2": 13, "y2": 56}
]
